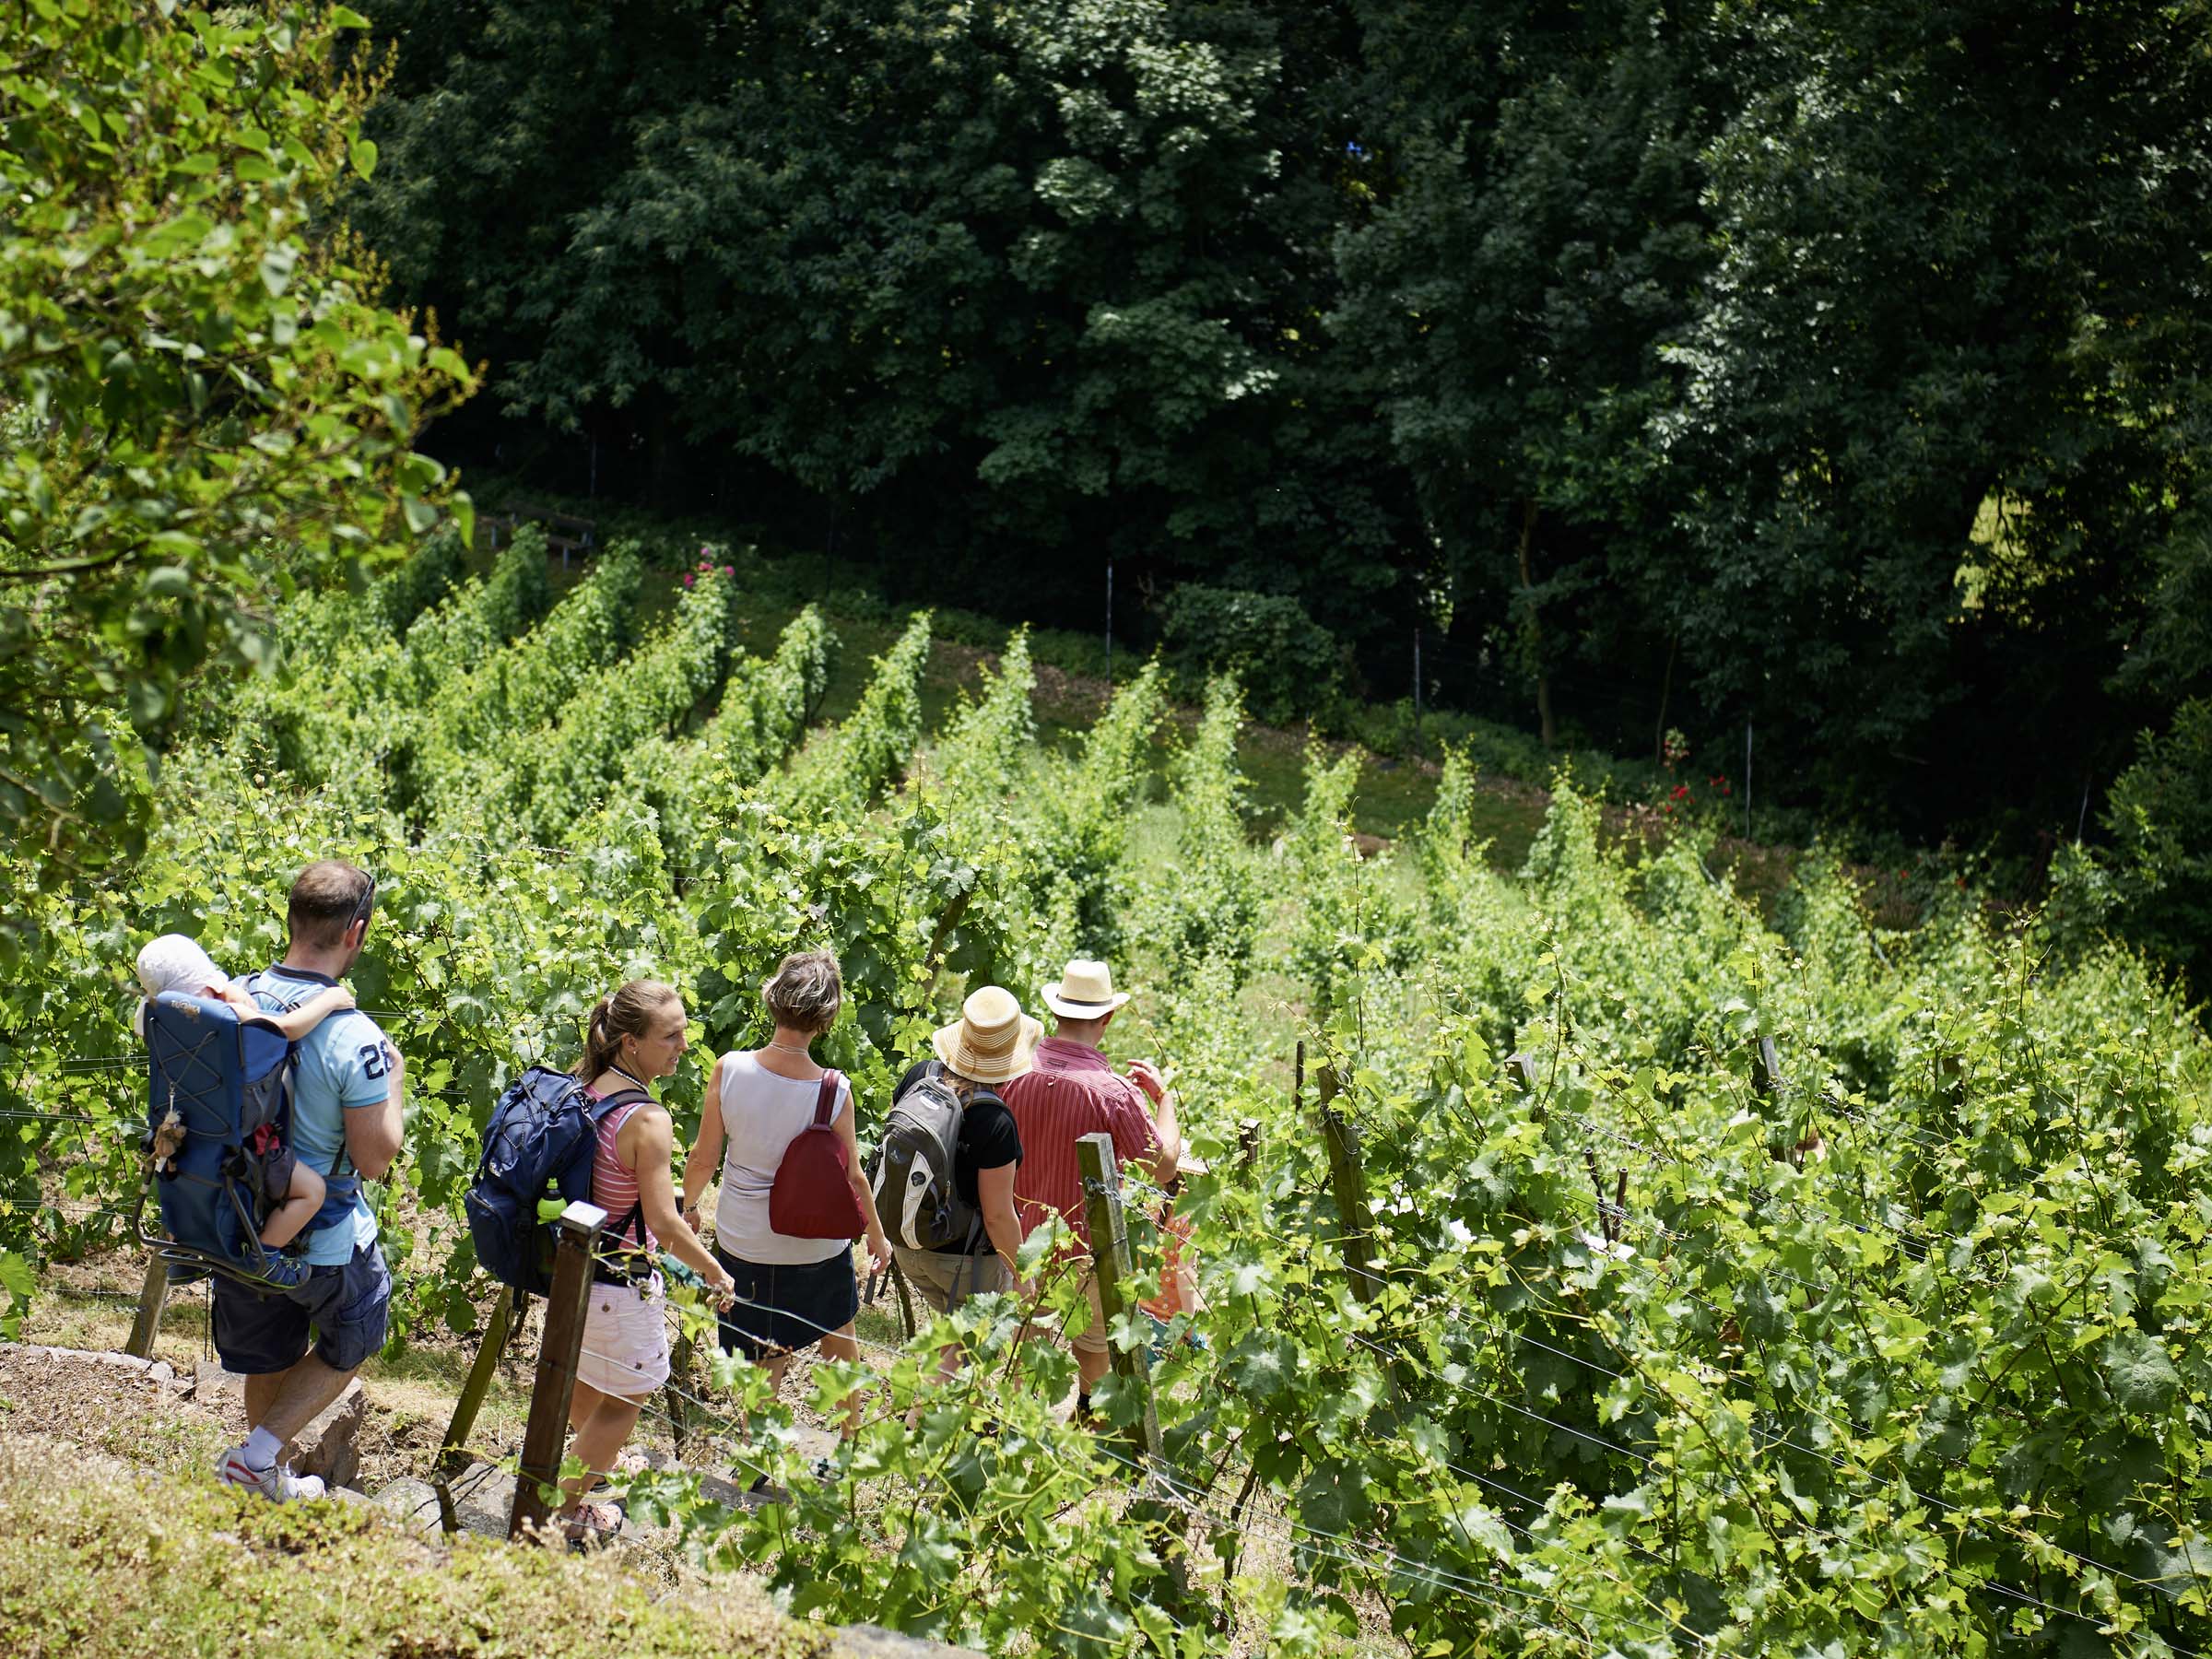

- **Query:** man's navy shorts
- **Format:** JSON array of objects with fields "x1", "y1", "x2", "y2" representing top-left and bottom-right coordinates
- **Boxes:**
[{"x1": 211, "y1": 1242, "x2": 392, "y2": 1375}]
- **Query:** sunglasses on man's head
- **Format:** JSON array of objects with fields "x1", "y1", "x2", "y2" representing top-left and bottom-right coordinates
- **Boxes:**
[{"x1": 348, "y1": 870, "x2": 377, "y2": 935}]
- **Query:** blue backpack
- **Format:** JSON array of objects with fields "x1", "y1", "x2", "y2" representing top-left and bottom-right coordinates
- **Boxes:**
[
  {"x1": 465, "y1": 1067, "x2": 649, "y2": 1294},
  {"x1": 141, "y1": 982, "x2": 351, "y2": 1290}
]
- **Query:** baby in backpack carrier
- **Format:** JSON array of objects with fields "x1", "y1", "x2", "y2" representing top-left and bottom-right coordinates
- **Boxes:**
[{"x1": 135, "y1": 934, "x2": 350, "y2": 1251}]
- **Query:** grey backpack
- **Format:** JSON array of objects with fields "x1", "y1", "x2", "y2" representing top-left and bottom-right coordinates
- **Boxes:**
[{"x1": 869, "y1": 1062, "x2": 985, "y2": 1252}]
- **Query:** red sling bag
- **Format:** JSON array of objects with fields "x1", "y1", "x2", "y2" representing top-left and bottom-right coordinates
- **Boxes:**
[{"x1": 768, "y1": 1069, "x2": 868, "y2": 1241}]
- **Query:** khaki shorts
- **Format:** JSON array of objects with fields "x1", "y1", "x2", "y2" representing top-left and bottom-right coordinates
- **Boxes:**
[
  {"x1": 895, "y1": 1245, "x2": 1011, "y2": 1315},
  {"x1": 576, "y1": 1274, "x2": 670, "y2": 1401}
]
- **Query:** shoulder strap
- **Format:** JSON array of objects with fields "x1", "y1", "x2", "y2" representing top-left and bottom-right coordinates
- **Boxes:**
[
  {"x1": 243, "y1": 967, "x2": 314, "y2": 1014},
  {"x1": 245, "y1": 969, "x2": 357, "y2": 1188},
  {"x1": 813, "y1": 1068, "x2": 842, "y2": 1129},
  {"x1": 589, "y1": 1086, "x2": 653, "y2": 1124},
  {"x1": 591, "y1": 1088, "x2": 654, "y2": 1252}
]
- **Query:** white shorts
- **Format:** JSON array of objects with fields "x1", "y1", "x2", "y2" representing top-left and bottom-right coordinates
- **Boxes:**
[{"x1": 575, "y1": 1273, "x2": 670, "y2": 1400}]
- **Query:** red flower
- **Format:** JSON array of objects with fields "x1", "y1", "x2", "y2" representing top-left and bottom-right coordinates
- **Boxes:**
[
  {"x1": 682, "y1": 572, "x2": 695, "y2": 587},
  {"x1": 1670, "y1": 783, "x2": 1691, "y2": 801}
]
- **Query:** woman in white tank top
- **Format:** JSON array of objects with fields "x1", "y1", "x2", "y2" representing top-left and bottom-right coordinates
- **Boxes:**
[{"x1": 680, "y1": 950, "x2": 889, "y2": 1438}]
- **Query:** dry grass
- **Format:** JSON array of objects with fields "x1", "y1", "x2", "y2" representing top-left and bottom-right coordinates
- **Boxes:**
[{"x1": 0, "y1": 1435, "x2": 823, "y2": 1659}]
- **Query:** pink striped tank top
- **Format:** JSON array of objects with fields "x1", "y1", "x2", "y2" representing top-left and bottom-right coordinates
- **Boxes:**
[{"x1": 589, "y1": 1095, "x2": 657, "y2": 1253}]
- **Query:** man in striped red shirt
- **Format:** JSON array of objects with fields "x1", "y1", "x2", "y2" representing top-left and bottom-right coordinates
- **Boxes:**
[{"x1": 1000, "y1": 959, "x2": 1182, "y2": 1413}]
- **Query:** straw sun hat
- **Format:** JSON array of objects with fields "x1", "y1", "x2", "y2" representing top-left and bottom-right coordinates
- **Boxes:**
[
  {"x1": 931, "y1": 985, "x2": 1042, "y2": 1086},
  {"x1": 1039, "y1": 959, "x2": 1133, "y2": 1021}
]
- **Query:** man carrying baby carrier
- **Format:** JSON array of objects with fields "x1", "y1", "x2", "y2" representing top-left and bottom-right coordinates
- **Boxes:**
[{"x1": 211, "y1": 860, "x2": 405, "y2": 1501}]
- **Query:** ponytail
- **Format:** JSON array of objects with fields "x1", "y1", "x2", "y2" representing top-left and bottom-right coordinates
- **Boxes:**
[
  {"x1": 574, "y1": 979, "x2": 680, "y2": 1081},
  {"x1": 575, "y1": 996, "x2": 616, "y2": 1082}
]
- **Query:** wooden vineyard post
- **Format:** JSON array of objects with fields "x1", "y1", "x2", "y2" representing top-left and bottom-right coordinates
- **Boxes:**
[
  {"x1": 1505, "y1": 1051, "x2": 1547, "y2": 1125},
  {"x1": 1313, "y1": 1061, "x2": 1380, "y2": 1302},
  {"x1": 510, "y1": 1202, "x2": 606, "y2": 1541},
  {"x1": 432, "y1": 1284, "x2": 516, "y2": 1535},
  {"x1": 1754, "y1": 1036, "x2": 1783, "y2": 1103},
  {"x1": 1313, "y1": 1061, "x2": 1397, "y2": 1396},
  {"x1": 1507, "y1": 1051, "x2": 1539, "y2": 1095},
  {"x1": 1077, "y1": 1132, "x2": 1190, "y2": 1607},
  {"x1": 1077, "y1": 1133, "x2": 1164, "y2": 1462},
  {"x1": 124, "y1": 1252, "x2": 170, "y2": 1360}
]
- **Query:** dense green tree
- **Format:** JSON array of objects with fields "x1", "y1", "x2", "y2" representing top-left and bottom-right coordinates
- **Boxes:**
[
  {"x1": 1335, "y1": 0, "x2": 2212, "y2": 835},
  {"x1": 1333, "y1": 0, "x2": 1729, "y2": 747},
  {"x1": 0, "y1": 0, "x2": 475, "y2": 885},
  {"x1": 2106, "y1": 698, "x2": 2212, "y2": 989},
  {"x1": 1653, "y1": 0, "x2": 2212, "y2": 823},
  {"x1": 341, "y1": 0, "x2": 2212, "y2": 928},
  {"x1": 351, "y1": 0, "x2": 1416, "y2": 645}
]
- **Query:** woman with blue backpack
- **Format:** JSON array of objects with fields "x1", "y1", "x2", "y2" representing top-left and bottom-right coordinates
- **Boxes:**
[{"x1": 560, "y1": 978, "x2": 736, "y2": 1547}]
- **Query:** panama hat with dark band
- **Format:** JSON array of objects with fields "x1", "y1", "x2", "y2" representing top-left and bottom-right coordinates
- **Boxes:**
[{"x1": 1039, "y1": 959, "x2": 1133, "y2": 1020}]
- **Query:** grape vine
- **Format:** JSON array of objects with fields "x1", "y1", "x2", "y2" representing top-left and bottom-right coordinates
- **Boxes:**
[{"x1": 3, "y1": 530, "x2": 2206, "y2": 1656}]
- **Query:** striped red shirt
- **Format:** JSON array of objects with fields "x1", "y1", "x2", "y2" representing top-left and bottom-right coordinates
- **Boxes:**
[{"x1": 1000, "y1": 1037, "x2": 1160, "y2": 1245}]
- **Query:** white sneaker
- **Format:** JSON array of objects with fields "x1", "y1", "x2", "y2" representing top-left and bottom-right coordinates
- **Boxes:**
[{"x1": 217, "y1": 1445, "x2": 325, "y2": 1503}]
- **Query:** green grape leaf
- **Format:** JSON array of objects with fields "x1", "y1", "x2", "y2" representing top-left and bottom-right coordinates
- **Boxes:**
[{"x1": 2101, "y1": 1332, "x2": 2181, "y2": 1417}]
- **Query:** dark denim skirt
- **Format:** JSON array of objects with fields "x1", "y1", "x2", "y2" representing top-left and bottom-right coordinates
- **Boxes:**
[{"x1": 712, "y1": 1241, "x2": 859, "y2": 1359}]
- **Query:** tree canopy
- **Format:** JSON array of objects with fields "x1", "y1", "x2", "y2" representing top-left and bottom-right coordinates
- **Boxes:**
[
  {"x1": 0, "y1": 0, "x2": 475, "y2": 885},
  {"x1": 338, "y1": 0, "x2": 2212, "y2": 931}
]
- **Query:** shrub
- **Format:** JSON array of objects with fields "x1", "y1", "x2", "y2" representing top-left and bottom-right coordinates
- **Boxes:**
[
  {"x1": 2104, "y1": 696, "x2": 2212, "y2": 989},
  {"x1": 1158, "y1": 583, "x2": 1347, "y2": 724}
]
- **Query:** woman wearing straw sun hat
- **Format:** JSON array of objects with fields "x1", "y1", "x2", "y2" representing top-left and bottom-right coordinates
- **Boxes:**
[{"x1": 882, "y1": 985, "x2": 1036, "y2": 1321}]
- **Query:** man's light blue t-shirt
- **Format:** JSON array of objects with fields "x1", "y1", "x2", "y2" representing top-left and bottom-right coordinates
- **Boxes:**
[{"x1": 252, "y1": 966, "x2": 389, "y2": 1267}]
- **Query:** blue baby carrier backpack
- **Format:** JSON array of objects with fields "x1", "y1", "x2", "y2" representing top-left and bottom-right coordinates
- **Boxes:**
[{"x1": 138, "y1": 976, "x2": 354, "y2": 1289}]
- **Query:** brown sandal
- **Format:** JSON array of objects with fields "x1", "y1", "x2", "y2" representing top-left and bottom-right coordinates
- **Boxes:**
[{"x1": 562, "y1": 1499, "x2": 623, "y2": 1550}]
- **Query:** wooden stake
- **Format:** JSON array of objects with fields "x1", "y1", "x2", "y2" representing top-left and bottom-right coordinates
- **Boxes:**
[
  {"x1": 1077, "y1": 1131, "x2": 1189, "y2": 1608},
  {"x1": 124, "y1": 1252, "x2": 170, "y2": 1360},
  {"x1": 1312, "y1": 1060, "x2": 1400, "y2": 1403},
  {"x1": 1751, "y1": 1035, "x2": 1796, "y2": 1163},
  {"x1": 433, "y1": 1284, "x2": 515, "y2": 1534},
  {"x1": 1077, "y1": 1133, "x2": 1164, "y2": 1462},
  {"x1": 510, "y1": 1201, "x2": 606, "y2": 1542},
  {"x1": 1314, "y1": 1065, "x2": 1382, "y2": 1306},
  {"x1": 1755, "y1": 1036, "x2": 1783, "y2": 1102}
]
